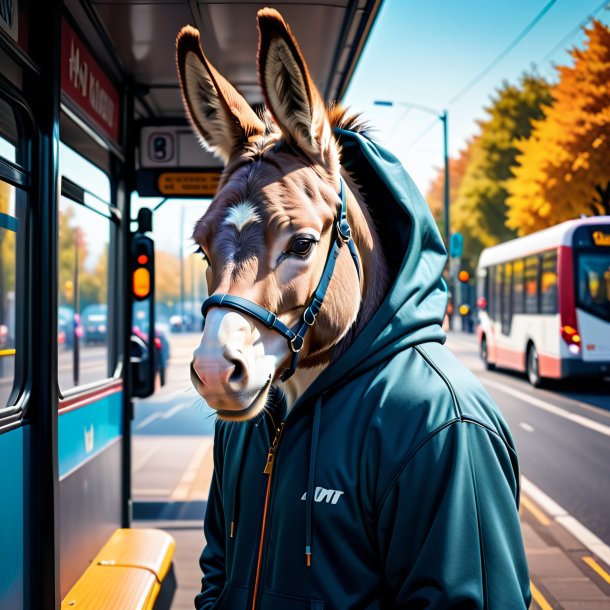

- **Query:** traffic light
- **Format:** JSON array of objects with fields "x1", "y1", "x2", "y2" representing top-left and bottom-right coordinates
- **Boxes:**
[
  {"x1": 132, "y1": 234, "x2": 155, "y2": 301},
  {"x1": 458, "y1": 269, "x2": 470, "y2": 283}
]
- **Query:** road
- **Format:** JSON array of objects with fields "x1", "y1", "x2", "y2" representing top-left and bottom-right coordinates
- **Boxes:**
[{"x1": 446, "y1": 331, "x2": 610, "y2": 548}]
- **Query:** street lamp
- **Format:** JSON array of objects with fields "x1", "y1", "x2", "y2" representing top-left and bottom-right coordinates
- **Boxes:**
[{"x1": 373, "y1": 100, "x2": 450, "y2": 249}]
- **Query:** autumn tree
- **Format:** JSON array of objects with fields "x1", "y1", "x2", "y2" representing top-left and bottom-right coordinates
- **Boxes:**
[
  {"x1": 425, "y1": 139, "x2": 475, "y2": 235},
  {"x1": 452, "y1": 73, "x2": 552, "y2": 266},
  {"x1": 507, "y1": 21, "x2": 610, "y2": 234}
]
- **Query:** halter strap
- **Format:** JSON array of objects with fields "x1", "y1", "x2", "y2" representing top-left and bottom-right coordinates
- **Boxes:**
[{"x1": 200, "y1": 177, "x2": 360, "y2": 381}]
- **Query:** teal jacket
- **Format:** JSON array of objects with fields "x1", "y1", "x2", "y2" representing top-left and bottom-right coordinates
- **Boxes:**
[{"x1": 196, "y1": 129, "x2": 531, "y2": 609}]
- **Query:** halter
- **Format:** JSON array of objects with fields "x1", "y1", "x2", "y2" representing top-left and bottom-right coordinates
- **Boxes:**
[{"x1": 200, "y1": 178, "x2": 361, "y2": 381}]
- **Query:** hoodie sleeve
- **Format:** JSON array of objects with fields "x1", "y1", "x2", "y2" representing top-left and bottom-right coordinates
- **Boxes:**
[
  {"x1": 195, "y1": 434, "x2": 226, "y2": 610},
  {"x1": 376, "y1": 420, "x2": 531, "y2": 609}
]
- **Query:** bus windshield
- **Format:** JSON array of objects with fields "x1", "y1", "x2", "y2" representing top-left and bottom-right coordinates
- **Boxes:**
[{"x1": 577, "y1": 252, "x2": 610, "y2": 322}]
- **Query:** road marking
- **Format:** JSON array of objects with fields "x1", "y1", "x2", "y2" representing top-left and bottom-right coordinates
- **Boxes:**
[
  {"x1": 520, "y1": 495, "x2": 550, "y2": 526},
  {"x1": 529, "y1": 581, "x2": 553, "y2": 610},
  {"x1": 519, "y1": 422, "x2": 535, "y2": 433},
  {"x1": 162, "y1": 402, "x2": 189, "y2": 419},
  {"x1": 135, "y1": 400, "x2": 192, "y2": 430},
  {"x1": 521, "y1": 476, "x2": 610, "y2": 566},
  {"x1": 484, "y1": 378, "x2": 610, "y2": 437},
  {"x1": 135, "y1": 411, "x2": 163, "y2": 430},
  {"x1": 133, "y1": 488, "x2": 173, "y2": 497},
  {"x1": 171, "y1": 440, "x2": 212, "y2": 500},
  {"x1": 582, "y1": 556, "x2": 610, "y2": 584}
]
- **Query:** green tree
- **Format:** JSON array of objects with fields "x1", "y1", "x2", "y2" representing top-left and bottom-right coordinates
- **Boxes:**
[
  {"x1": 507, "y1": 21, "x2": 610, "y2": 234},
  {"x1": 453, "y1": 73, "x2": 553, "y2": 266}
]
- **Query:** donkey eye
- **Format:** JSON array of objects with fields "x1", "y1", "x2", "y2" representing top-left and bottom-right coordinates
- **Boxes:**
[{"x1": 289, "y1": 237, "x2": 317, "y2": 257}]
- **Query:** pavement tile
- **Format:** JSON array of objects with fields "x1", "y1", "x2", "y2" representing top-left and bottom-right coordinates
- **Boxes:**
[
  {"x1": 541, "y1": 577, "x2": 607, "y2": 601},
  {"x1": 561, "y1": 602, "x2": 610, "y2": 610},
  {"x1": 522, "y1": 522, "x2": 550, "y2": 550},
  {"x1": 528, "y1": 548, "x2": 584, "y2": 578}
]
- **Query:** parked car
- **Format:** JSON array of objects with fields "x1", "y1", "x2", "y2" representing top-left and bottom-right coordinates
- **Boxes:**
[
  {"x1": 58, "y1": 306, "x2": 83, "y2": 347},
  {"x1": 82, "y1": 304, "x2": 107, "y2": 345}
]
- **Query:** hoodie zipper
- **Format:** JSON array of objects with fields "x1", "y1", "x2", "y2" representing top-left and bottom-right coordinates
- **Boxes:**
[{"x1": 251, "y1": 421, "x2": 285, "y2": 610}]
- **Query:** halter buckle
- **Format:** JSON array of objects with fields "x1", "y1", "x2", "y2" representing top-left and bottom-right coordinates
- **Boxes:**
[
  {"x1": 303, "y1": 307, "x2": 317, "y2": 326},
  {"x1": 290, "y1": 335, "x2": 304, "y2": 353},
  {"x1": 336, "y1": 220, "x2": 351, "y2": 244}
]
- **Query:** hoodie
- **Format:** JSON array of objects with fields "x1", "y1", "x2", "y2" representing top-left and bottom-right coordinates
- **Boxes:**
[{"x1": 195, "y1": 129, "x2": 531, "y2": 610}]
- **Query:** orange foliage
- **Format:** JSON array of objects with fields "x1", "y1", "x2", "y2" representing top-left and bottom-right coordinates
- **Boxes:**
[
  {"x1": 426, "y1": 140, "x2": 475, "y2": 227},
  {"x1": 507, "y1": 21, "x2": 610, "y2": 235}
]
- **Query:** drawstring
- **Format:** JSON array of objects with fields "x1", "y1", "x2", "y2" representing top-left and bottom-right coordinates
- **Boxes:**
[
  {"x1": 230, "y1": 423, "x2": 254, "y2": 538},
  {"x1": 305, "y1": 395, "x2": 322, "y2": 567}
]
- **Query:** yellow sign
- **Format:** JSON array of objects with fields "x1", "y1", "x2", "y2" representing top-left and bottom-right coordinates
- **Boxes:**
[
  {"x1": 157, "y1": 171, "x2": 221, "y2": 196},
  {"x1": 592, "y1": 230, "x2": 610, "y2": 246}
]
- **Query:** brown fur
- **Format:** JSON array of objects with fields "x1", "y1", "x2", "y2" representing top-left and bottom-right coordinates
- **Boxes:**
[{"x1": 178, "y1": 9, "x2": 389, "y2": 377}]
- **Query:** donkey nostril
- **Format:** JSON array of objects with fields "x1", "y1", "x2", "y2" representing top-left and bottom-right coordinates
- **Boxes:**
[{"x1": 229, "y1": 358, "x2": 246, "y2": 383}]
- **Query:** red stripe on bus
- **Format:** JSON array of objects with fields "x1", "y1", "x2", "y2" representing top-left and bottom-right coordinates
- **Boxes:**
[
  {"x1": 59, "y1": 379, "x2": 123, "y2": 414},
  {"x1": 559, "y1": 246, "x2": 578, "y2": 334},
  {"x1": 494, "y1": 345, "x2": 525, "y2": 371},
  {"x1": 538, "y1": 353, "x2": 562, "y2": 378}
]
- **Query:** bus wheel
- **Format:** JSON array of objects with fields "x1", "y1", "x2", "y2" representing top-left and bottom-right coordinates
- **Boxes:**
[
  {"x1": 527, "y1": 344, "x2": 542, "y2": 388},
  {"x1": 481, "y1": 336, "x2": 495, "y2": 370}
]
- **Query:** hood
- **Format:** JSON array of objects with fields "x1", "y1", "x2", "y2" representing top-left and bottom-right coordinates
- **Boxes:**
[{"x1": 292, "y1": 128, "x2": 448, "y2": 403}]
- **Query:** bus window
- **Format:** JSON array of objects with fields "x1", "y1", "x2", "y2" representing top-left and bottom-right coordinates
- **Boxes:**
[
  {"x1": 0, "y1": 178, "x2": 19, "y2": 407},
  {"x1": 540, "y1": 251, "x2": 558, "y2": 314},
  {"x1": 494, "y1": 264, "x2": 503, "y2": 322},
  {"x1": 58, "y1": 146, "x2": 114, "y2": 392},
  {"x1": 577, "y1": 252, "x2": 610, "y2": 322},
  {"x1": 0, "y1": 105, "x2": 25, "y2": 410},
  {"x1": 487, "y1": 266, "x2": 495, "y2": 319},
  {"x1": 502, "y1": 262, "x2": 512, "y2": 334},
  {"x1": 513, "y1": 259, "x2": 524, "y2": 314},
  {"x1": 525, "y1": 256, "x2": 539, "y2": 314}
]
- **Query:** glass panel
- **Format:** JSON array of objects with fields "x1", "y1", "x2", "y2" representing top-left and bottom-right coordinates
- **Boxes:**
[
  {"x1": 486, "y1": 266, "x2": 495, "y2": 318},
  {"x1": 0, "y1": 98, "x2": 17, "y2": 163},
  {"x1": 577, "y1": 252, "x2": 610, "y2": 322},
  {"x1": 525, "y1": 256, "x2": 539, "y2": 314},
  {"x1": 513, "y1": 259, "x2": 524, "y2": 314},
  {"x1": 0, "y1": 178, "x2": 19, "y2": 407},
  {"x1": 502, "y1": 262, "x2": 512, "y2": 334},
  {"x1": 540, "y1": 251, "x2": 558, "y2": 314},
  {"x1": 494, "y1": 264, "x2": 503, "y2": 322},
  {"x1": 58, "y1": 196, "x2": 111, "y2": 390}
]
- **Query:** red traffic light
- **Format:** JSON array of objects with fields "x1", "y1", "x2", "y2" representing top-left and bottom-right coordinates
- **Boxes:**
[
  {"x1": 458, "y1": 270, "x2": 470, "y2": 283},
  {"x1": 137, "y1": 254, "x2": 149, "y2": 265}
]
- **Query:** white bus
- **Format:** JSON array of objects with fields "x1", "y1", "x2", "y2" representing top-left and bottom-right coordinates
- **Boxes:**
[{"x1": 476, "y1": 217, "x2": 610, "y2": 386}]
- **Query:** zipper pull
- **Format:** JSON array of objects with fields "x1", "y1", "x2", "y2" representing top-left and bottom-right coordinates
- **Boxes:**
[{"x1": 263, "y1": 421, "x2": 285, "y2": 475}]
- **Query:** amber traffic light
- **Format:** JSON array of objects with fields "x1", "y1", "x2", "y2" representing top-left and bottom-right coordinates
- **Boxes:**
[
  {"x1": 458, "y1": 270, "x2": 470, "y2": 283},
  {"x1": 132, "y1": 234, "x2": 155, "y2": 301}
]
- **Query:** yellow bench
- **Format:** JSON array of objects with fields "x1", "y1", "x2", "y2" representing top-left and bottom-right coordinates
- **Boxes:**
[{"x1": 61, "y1": 528, "x2": 175, "y2": 610}]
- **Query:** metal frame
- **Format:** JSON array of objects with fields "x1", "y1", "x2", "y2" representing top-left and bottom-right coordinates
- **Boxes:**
[{"x1": 25, "y1": 1, "x2": 63, "y2": 607}]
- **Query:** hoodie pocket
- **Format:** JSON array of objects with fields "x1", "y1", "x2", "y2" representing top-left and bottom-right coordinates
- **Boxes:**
[
  {"x1": 213, "y1": 582, "x2": 250, "y2": 609},
  {"x1": 260, "y1": 590, "x2": 324, "y2": 610}
]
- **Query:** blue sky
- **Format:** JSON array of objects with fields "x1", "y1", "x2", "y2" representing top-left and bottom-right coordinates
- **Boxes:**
[{"x1": 344, "y1": 0, "x2": 610, "y2": 194}]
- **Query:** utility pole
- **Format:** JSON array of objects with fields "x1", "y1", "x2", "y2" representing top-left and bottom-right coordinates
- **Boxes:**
[
  {"x1": 374, "y1": 100, "x2": 451, "y2": 250},
  {"x1": 179, "y1": 204, "x2": 185, "y2": 331}
]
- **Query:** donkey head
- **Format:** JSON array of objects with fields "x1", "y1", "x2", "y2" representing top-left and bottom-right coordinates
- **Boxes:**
[{"x1": 177, "y1": 9, "x2": 370, "y2": 421}]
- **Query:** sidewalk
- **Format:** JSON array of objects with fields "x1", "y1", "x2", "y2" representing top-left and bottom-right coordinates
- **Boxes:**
[{"x1": 521, "y1": 490, "x2": 610, "y2": 609}]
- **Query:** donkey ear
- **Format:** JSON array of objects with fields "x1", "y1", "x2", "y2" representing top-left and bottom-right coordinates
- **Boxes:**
[
  {"x1": 257, "y1": 9, "x2": 332, "y2": 158},
  {"x1": 176, "y1": 26, "x2": 265, "y2": 163}
]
